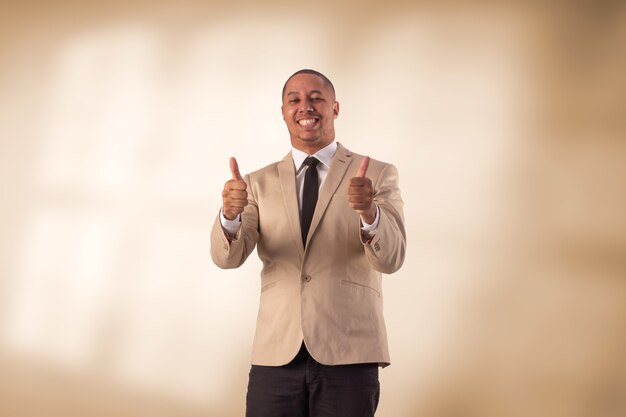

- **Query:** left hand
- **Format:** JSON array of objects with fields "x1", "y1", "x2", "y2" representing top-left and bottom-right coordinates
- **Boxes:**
[{"x1": 348, "y1": 156, "x2": 377, "y2": 224}]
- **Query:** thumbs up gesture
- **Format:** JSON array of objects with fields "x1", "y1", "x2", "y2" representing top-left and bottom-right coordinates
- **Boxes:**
[
  {"x1": 348, "y1": 156, "x2": 377, "y2": 224},
  {"x1": 222, "y1": 157, "x2": 248, "y2": 220}
]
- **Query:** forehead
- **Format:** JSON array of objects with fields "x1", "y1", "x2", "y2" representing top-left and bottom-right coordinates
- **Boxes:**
[{"x1": 284, "y1": 74, "x2": 331, "y2": 96}]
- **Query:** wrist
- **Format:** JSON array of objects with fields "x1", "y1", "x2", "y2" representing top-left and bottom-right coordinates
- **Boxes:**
[
  {"x1": 221, "y1": 208, "x2": 239, "y2": 222},
  {"x1": 360, "y1": 205, "x2": 377, "y2": 225}
]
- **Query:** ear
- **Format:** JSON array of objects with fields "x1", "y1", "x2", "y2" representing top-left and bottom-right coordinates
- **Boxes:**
[
  {"x1": 333, "y1": 101, "x2": 340, "y2": 119},
  {"x1": 281, "y1": 105, "x2": 285, "y2": 120}
]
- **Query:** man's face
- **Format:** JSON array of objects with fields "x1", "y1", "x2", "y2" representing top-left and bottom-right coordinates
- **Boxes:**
[{"x1": 281, "y1": 73, "x2": 339, "y2": 154}]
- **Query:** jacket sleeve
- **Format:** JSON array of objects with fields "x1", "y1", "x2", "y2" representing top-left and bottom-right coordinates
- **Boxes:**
[
  {"x1": 361, "y1": 163, "x2": 406, "y2": 274},
  {"x1": 210, "y1": 174, "x2": 260, "y2": 269}
]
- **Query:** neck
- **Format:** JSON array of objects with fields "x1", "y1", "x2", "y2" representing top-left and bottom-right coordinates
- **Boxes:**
[{"x1": 291, "y1": 139, "x2": 334, "y2": 155}]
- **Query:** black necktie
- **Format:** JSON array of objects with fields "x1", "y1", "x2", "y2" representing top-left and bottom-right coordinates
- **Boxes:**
[{"x1": 301, "y1": 157, "x2": 320, "y2": 245}]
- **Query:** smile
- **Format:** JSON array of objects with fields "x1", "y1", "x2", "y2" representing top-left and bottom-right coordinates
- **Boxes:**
[{"x1": 298, "y1": 118, "x2": 318, "y2": 126}]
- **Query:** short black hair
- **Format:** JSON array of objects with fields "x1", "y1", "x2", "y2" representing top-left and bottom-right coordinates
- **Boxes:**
[{"x1": 281, "y1": 69, "x2": 336, "y2": 100}]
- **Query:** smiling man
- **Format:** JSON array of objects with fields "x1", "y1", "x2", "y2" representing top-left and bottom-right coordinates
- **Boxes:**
[
  {"x1": 282, "y1": 71, "x2": 338, "y2": 153},
  {"x1": 211, "y1": 69, "x2": 406, "y2": 417}
]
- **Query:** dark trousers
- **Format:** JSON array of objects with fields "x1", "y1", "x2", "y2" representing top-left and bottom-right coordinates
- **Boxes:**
[{"x1": 246, "y1": 344, "x2": 380, "y2": 417}]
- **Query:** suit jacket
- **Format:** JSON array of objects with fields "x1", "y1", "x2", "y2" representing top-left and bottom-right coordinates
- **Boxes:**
[{"x1": 210, "y1": 142, "x2": 406, "y2": 367}]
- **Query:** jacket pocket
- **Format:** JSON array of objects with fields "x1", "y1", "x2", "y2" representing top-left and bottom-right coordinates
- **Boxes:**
[
  {"x1": 341, "y1": 280, "x2": 381, "y2": 297},
  {"x1": 261, "y1": 281, "x2": 278, "y2": 293}
]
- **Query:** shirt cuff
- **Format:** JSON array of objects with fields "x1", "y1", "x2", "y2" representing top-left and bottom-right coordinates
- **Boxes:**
[
  {"x1": 360, "y1": 205, "x2": 380, "y2": 240},
  {"x1": 220, "y1": 209, "x2": 242, "y2": 238}
]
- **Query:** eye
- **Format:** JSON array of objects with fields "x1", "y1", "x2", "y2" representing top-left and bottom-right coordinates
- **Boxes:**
[
  {"x1": 289, "y1": 98, "x2": 300, "y2": 104},
  {"x1": 311, "y1": 97, "x2": 323, "y2": 102}
]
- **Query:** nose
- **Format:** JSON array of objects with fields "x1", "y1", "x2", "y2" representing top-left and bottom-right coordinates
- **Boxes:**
[{"x1": 298, "y1": 99, "x2": 314, "y2": 113}]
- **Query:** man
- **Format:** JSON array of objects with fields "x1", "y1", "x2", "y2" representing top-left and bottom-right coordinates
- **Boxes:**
[{"x1": 211, "y1": 69, "x2": 406, "y2": 417}]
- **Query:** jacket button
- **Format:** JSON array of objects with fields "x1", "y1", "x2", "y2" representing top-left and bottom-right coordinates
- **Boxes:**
[{"x1": 303, "y1": 275, "x2": 312, "y2": 282}]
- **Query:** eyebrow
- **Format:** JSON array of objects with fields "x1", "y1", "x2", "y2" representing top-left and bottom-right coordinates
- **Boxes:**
[{"x1": 286, "y1": 90, "x2": 324, "y2": 96}]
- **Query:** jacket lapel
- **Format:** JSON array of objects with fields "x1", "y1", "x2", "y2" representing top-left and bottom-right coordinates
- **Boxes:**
[
  {"x1": 305, "y1": 143, "x2": 353, "y2": 248},
  {"x1": 277, "y1": 152, "x2": 305, "y2": 256}
]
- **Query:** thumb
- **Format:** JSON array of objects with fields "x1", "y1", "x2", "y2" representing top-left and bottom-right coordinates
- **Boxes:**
[
  {"x1": 230, "y1": 157, "x2": 243, "y2": 180},
  {"x1": 356, "y1": 156, "x2": 370, "y2": 178}
]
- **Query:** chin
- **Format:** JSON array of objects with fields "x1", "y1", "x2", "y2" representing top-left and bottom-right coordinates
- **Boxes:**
[{"x1": 297, "y1": 136, "x2": 319, "y2": 145}]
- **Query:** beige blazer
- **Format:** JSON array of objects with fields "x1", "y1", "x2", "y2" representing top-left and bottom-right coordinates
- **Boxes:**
[{"x1": 211, "y1": 143, "x2": 406, "y2": 367}]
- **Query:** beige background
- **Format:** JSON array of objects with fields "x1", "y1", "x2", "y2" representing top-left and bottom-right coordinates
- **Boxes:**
[{"x1": 1, "y1": 1, "x2": 625, "y2": 416}]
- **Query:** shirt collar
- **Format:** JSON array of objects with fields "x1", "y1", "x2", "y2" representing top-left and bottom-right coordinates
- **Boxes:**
[{"x1": 292, "y1": 141, "x2": 338, "y2": 172}]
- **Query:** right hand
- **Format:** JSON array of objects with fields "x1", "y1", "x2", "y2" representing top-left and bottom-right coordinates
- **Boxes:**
[
  {"x1": 222, "y1": 157, "x2": 248, "y2": 220},
  {"x1": 348, "y1": 156, "x2": 376, "y2": 224}
]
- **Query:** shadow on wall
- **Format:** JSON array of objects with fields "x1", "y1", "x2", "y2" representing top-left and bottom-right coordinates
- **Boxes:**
[{"x1": 0, "y1": 354, "x2": 216, "y2": 417}]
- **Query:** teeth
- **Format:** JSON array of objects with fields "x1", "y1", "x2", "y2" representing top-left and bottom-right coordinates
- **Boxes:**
[{"x1": 298, "y1": 119, "x2": 316, "y2": 126}]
